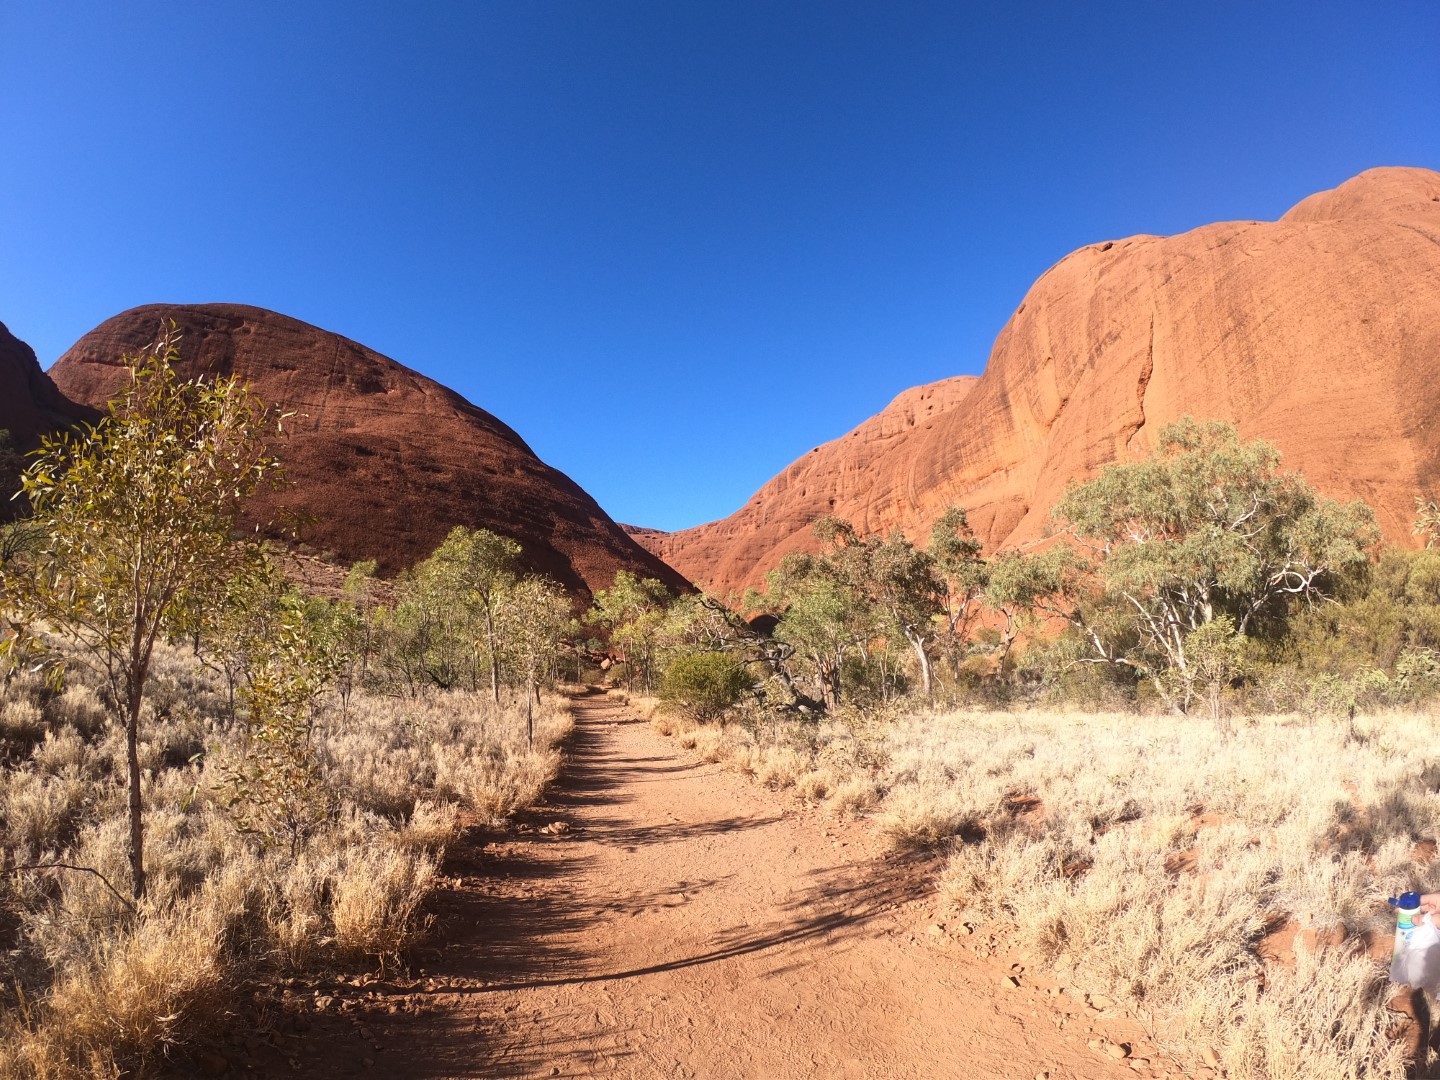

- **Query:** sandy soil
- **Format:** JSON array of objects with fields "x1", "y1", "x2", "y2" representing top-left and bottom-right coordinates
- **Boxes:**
[{"x1": 249, "y1": 694, "x2": 1192, "y2": 1080}]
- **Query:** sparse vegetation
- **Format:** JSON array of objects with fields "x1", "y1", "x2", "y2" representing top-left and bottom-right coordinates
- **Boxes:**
[
  {"x1": 0, "y1": 335, "x2": 579, "y2": 1077},
  {"x1": 927, "y1": 707, "x2": 1415, "y2": 1079},
  {"x1": 0, "y1": 641, "x2": 573, "y2": 1077},
  {"x1": 4, "y1": 328, "x2": 1435, "y2": 1080},
  {"x1": 648, "y1": 699, "x2": 1424, "y2": 1078},
  {"x1": 634, "y1": 421, "x2": 1440, "y2": 1078}
]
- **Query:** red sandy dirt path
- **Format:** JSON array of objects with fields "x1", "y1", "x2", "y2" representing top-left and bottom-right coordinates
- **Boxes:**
[{"x1": 277, "y1": 694, "x2": 1183, "y2": 1080}]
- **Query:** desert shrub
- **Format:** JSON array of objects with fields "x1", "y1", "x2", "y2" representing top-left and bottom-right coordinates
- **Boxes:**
[
  {"x1": 876, "y1": 784, "x2": 974, "y2": 847},
  {"x1": 912, "y1": 708, "x2": 1426, "y2": 1079},
  {"x1": 660, "y1": 651, "x2": 754, "y2": 721},
  {"x1": 0, "y1": 640, "x2": 570, "y2": 1075},
  {"x1": 1273, "y1": 547, "x2": 1440, "y2": 701}
]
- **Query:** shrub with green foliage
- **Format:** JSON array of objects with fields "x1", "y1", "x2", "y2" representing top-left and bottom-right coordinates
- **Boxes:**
[
  {"x1": 660, "y1": 651, "x2": 754, "y2": 721},
  {"x1": 1000, "y1": 418, "x2": 1377, "y2": 712},
  {"x1": 587, "y1": 570, "x2": 672, "y2": 689},
  {"x1": 0, "y1": 328, "x2": 282, "y2": 898}
]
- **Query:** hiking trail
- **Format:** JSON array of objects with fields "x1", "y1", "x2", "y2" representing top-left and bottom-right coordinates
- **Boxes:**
[{"x1": 280, "y1": 692, "x2": 1183, "y2": 1079}]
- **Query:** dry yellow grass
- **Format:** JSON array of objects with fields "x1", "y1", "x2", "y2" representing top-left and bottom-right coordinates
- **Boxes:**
[
  {"x1": 651, "y1": 701, "x2": 1425, "y2": 1078},
  {"x1": 914, "y1": 708, "x2": 1418, "y2": 1079},
  {"x1": 0, "y1": 642, "x2": 573, "y2": 1079}
]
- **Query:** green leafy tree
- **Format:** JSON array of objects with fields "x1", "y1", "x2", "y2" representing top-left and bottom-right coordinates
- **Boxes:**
[
  {"x1": 0, "y1": 328, "x2": 282, "y2": 898},
  {"x1": 341, "y1": 559, "x2": 380, "y2": 689},
  {"x1": 660, "y1": 651, "x2": 755, "y2": 720},
  {"x1": 805, "y1": 517, "x2": 943, "y2": 699},
  {"x1": 1048, "y1": 418, "x2": 1377, "y2": 710},
  {"x1": 929, "y1": 507, "x2": 987, "y2": 676},
  {"x1": 1184, "y1": 614, "x2": 1246, "y2": 725},
  {"x1": 219, "y1": 587, "x2": 352, "y2": 856},
  {"x1": 858, "y1": 528, "x2": 948, "y2": 699},
  {"x1": 982, "y1": 546, "x2": 1084, "y2": 676},
  {"x1": 1274, "y1": 546, "x2": 1440, "y2": 705},
  {"x1": 204, "y1": 558, "x2": 292, "y2": 719},
  {"x1": 499, "y1": 576, "x2": 571, "y2": 744},
  {"x1": 587, "y1": 571, "x2": 672, "y2": 689},
  {"x1": 375, "y1": 544, "x2": 487, "y2": 694},
  {"x1": 772, "y1": 514, "x2": 972, "y2": 702},
  {"x1": 684, "y1": 592, "x2": 824, "y2": 715},
  {"x1": 760, "y1": 547, "x2": 873, "y2": 710},
  {"x1": 414, "y1": 527, "x2": 520, "y2": 702}
]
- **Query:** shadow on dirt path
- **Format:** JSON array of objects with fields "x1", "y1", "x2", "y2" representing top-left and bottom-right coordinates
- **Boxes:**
[{"x1": 270, "y1": 692, "x2": 1172, "y2": 1080}]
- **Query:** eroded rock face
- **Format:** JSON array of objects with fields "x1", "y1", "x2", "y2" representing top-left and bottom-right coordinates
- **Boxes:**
[
  {"x1": 631, "y1": 375, "x2": 981, "y2": 596},
  {"x1": 0, "y1": 321, "x2": 96, "y2": 521},
  {"x1": 49, "y1": 304, "x2": 691, "y2": 597},
  {"x1": 638, "y1": 167, "x2": 1440, "y2": 596},
  {"x1": 0, "y1": 320, "x2": 95, "y2": 450}
]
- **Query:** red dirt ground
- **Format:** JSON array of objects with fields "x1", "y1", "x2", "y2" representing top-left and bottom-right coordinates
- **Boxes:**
[{"x1": 209, "y1": 694, "x2": 1202, "y2": 1079}]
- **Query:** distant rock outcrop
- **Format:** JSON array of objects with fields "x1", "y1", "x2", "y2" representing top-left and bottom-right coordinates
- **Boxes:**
[
  {"x1": 633, "y1": 376, "x2": 980, "y2": 595},
  {"x1": 637, "y1": 167, "x2": 1440, "y2": 597},
  {"x1": 0, "y1": 320, "x2": 95, "y2": 450},
  {"x1": 49, "y1": 304, "x2": 691, "y2": 598},
  {"x1": 0, "y1": 321, "x2": 95, "y2": 521}
]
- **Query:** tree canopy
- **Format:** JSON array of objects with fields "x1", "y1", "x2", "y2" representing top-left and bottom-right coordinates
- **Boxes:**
[
  {"x1": 0, "y1": 327, "x2": 283, "y2": 897},
  {"x1": 1040, "y1": 417, "x2": 1378, "y2": 708}
]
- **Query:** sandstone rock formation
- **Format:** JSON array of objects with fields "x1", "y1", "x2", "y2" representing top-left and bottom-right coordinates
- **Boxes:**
[
  {"x1": 637, "y1": 166, "x2": 1440, "y2": 597},
  {"x1": 49, "y1": 304, "x2": 690, "y2": 597},
  {"x1": 0, "y1": 321, "x2": 96, "y2": 522},
  {"x1": 0, "y1": 320, "x2": 95, "y2": 450}
]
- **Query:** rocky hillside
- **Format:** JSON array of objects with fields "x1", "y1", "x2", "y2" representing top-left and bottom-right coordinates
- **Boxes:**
[
  {"x1": 0, "y1": 320, "x2": 95, "y2": 451},
  {"x1": 48, "y1": 304, "x2": 691, "y2": 598},
  {"x1": 630, "y1": 375, "x2": 980, "y2": 596},
  {"x1": 637, "y1": 167, "x2": 1440, "y2": 596}
]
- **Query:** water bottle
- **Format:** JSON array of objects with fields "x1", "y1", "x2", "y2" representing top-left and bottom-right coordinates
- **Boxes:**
[{"x1": 1390, "y1": 892, "x2": 1440, "y2": 988}]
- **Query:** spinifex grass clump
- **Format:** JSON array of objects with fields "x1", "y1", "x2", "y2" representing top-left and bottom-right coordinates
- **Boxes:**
[
  {"x1": 905, "y1": 709, "x2": 1418, "y2": 1079},
  {"x1": 650, "y1": 698, "x2": 1422, "y2": 1079},
  {"x1": 0, "y1": 644, "x2": 573, "y2": 1079}
]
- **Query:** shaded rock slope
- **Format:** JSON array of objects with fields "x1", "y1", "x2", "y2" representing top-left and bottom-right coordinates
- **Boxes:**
[
  {"x1": 0, "y1": 321, "x2": 96, "y2": 522},
  {"x1": 49, "y1": 304, "x2": 690, "y2": 597},
  {"x1": 0, "y1": 320, "x2": 95, "y2": 451},
  {"x1": 637, "y1": 166, "x2": 1440, "y2": 596}
]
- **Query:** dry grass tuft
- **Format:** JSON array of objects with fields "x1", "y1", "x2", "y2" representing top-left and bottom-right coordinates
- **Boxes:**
[
  {"x1": 42, "y1": 904, "x2": 228, "y2": 1068},
  {"x1": 0, "y1": 643, "x2": 572, "y2": 1076},
  {"x1": 329, "y1": 845, "x2": 438, "y2": 963},
  {"x1": 648, "y1": 698, "x2": 1426, "y2": 1078}
]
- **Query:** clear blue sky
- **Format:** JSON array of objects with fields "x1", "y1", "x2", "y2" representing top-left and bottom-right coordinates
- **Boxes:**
[{"x1": 2, "y1": 2, "x2": 1436, "y2": 531}]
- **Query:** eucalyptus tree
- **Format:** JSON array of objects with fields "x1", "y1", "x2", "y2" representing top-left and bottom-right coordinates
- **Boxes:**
[
  {"x1": 499, "y1": 576, "x2": 572, "y2": 745},
  {"x1": 761, "y1": 548, "x2": 870, "y2": 709},
  {"x1": 420, "y1": 527, "x2": 520, "y2": 702},
  {"x1": 587, "y1": 570, "x2": 672, "y2": 689},
  {"x1": 0, "y1": 328, "x2": 283, "y2": 898},
  {"x1": 929, "y1": 507, "x2": 987, "y2": 675},
  {"x1": 1046, "y1": 417, "x2": 1377, "y2": 709}
]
